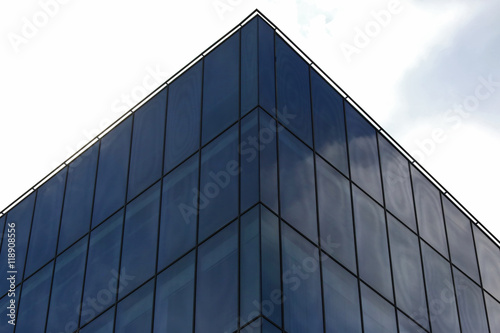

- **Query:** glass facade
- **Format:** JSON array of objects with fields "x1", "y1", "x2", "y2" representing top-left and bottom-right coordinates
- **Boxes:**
[{"x1": 1, "y1": 11, "x2": 499, "y2": 333}]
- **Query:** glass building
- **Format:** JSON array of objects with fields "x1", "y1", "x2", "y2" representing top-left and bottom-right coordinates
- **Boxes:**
[{"x1": 1, "y1": 10, "x2": 500, "y2": 333}]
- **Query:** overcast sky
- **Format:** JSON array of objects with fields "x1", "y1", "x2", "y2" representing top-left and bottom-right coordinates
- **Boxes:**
[{"x1": 1, "y1": 0, "x2": 499, "y2": 240}]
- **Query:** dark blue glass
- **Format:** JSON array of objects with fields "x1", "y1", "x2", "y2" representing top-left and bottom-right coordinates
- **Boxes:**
[
  {"x1": 282, "y1": 223, "x2": 323, "y2": 333},
  {"x1": 199, "y1": 124, "x2": 239, "y2": 241},
  {"x1": 360, "y1": 283, "x2": 397, "y2": 333},
  {"x1": 127, "y1": 88, "x2": 166, "y2": 199},
  {"x1": 119, "y1": 183, "x2": 160, "y2": 298},
  {"x1": 115, "y1": 279, "x2": 154, "y2": 333},
  {"x1": 387, "y1": 215, "x2": 428, "y2": 329},
  {"x1": 164, "y1": 61, "x2": 202, "y2": 173},
  {"x1": 25, "y1": 167, "x2": 67, "y2": 278},
  {"x1": 241, "y1": 17, "x2": 258, "y2": 116},
  {"x1": 92, "y1": 117, "x2": 132, "y2": 227},
  {"x1": 453, "y1": 268, "x2": 489, "y2": 333},
  {"x1": 240, "y1": 318, "x2": 262, "y2": 333},
  {"x1": 311, "y1": 69, "x2": 349, "y2": 175},
  {"x1": 0, "y1": 293, "x2": 17, "y2": 333},
  {"x1": 80, "y1": 307, "x2": 115, "y2": 333},
  {"x1": 279, "y1": 129, "x2": 318, "y2": 243},
  {"x1": 195, "y1": 222, "x2": 238, "y2": 333},
  {"x1": 259, "y1": 110, "x2": 278, "y2": 213},
  {"x1": 485, "y1": 293, "x2": 500, "y2": 333},
  {"x1": 322, "y1": 254, "x2": 362, "y2": 333},
  {"x1": 159, "y1": 154, "x2": 198, "y2": 270},
  {"x1": 81, "y1": 210, "x2": 123, "y2": 325},
  {"x1": 276, "y1": 36, "x2": 312, "y2": 146},
  {"x1": 345, "y1": 103, "x2": 383, "y2": 203},
  {"x1": 202, "y1": 33, "x2": 240, "y2": 144},
  {"x1": 153, "y1": 251, "x2": 195, "y2": 333},
  {"x1": 473, "y1": 224, "x2": 500, "y2": 301},
  {"x1": 411, "y1": 166, "x2": 448, "y2": 258},
  {"x1": 46, "y1": 237, "x2": 88, "y2": 333},
  {"x1": 15, "y1": 262, "x2": 53, "y2": 333},
  {"x1": 316, "y1": 156, "x2": 356, "y2": 272},
  {"x1": 241, "y1": 207, "x2": 260, "y2": 326},
  {"x1": 378, "y1": 134, "x2": 416, "y2": 231},
  {"x1": 398, "y1": 311, "x2": 426, "y2": 333},
  {"x1": 58, "y1": 143, "x2": 98, "y2": 253},
  {"x1": 241, "y1": 111, "x2": 260, "y2": 212},
  {"x1": 421, "y1": 243, "x2": 460, "y2": 332},
  {"x1": 352, "y1": 186, "x2": 393, "y2": 301},
  {"x1": 258, "y1": 17, "x2": 276, "y2": 114},
  {"x1": 0, "y1": 216, "x2": 5, "y2": 251}
]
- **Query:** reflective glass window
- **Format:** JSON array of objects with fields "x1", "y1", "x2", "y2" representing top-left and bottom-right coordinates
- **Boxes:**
[
  {"x1": 241, "y1": 111, "x2": 259, "y2": 212},
  {"x1": 353, "y1": 186, "x2": 393, "y2": 301},
  {"x1": 360, "y1": 283, "x2": 397, "y2": 333},
  {"x1": 279, "y1": 129, "x2": 317, "y2": 243},
  {"x1": 128, "y1": 88, "x2": 166, "y2": 199},
  {"x1": 241, "y1": 207, "x2": 260, "y2": 326},
  {"x1": 92, "y1": 117, "x2": 132, "y2": 227},
  {"x1": 0, "y1": 216, "x2": 5, "y2": 251},
  {"x1": 164, "y1": 61, "x2": 202, "y2": 173},
  {"x1": 241, "y1": 17, "x2": 258, "y2": 115},
  {"x1": 260, "y1": 110, "x2": 279, "y2": 213},
  {"x1": 473, "y1": 224, "x2": 500, "y2": 300},
  {"x1": 398, "y1": 311, "x2": 427, "y2": 333},
  {"x1": 485, "y1": 293, "x2": 500, "y2": 333},
  {"x1": 80, "y1": 307, "x2": 115, "y2": 333},
  {"x1": 115, "y1": 279, "x2": 154, "y2": 333},
  {"x1": 202, "y1": 33, "x2": 239, "y2": 144},
  {"x1": 258, "y1": 17, "x2": 276, "y2": 114}
]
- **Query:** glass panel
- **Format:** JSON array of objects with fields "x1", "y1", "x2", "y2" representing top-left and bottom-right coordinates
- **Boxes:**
[
  {"x1": 128, "y1": 88, "x2": 166, "y2": 199},
  {"x1": 310, "y1": 69, "x2": 348, "y2": 175},
  {"x1": 398, "y1": 311, "x2": 427, "y2": 333},
  {"x1": 262, "y1": 318, "x2": 282, "y2": 333},
  {"x1": 0, "y1": 294, "x2": 17, "y2": 332},
  {"x1": 378, "y1": 134, "x2": 416, "y2": 231},
  {"x1": 0, "y1": 216, "x2": 5, "y2": 251},
  {"x1": 164, "y1": 61, "x2": 202, "y2": 173},
  {"x1": 421, "y1": 243, "x2": 460, "y2": 333},
  {"x1": 316, "y1": 156, "x2": 356, "y2": 272},
  {"x1": 202, "y1": 33, "x2": 239, "y2": 144},
  {"x1": 282, "y1": 223, "x2": 323, "y2": 333},
  {"x1": 345, "y1": 103, "x2": 383, "y2": 203},
  {"x1": 195, "y1": 222, "x2": 238, "y2": 333},
  {"x1": 58, "y1": 143, "x2": 98, "y2": 253},
  {"x1": 92, "y1": 117, "x2": 132, "y2": 227},
  {"x1": 119, "y1": 183, "x2": 160, "y2": 298},
  {"x1": 352, "y1": 186, "x2": 393, "y2": 301},
  {"x1": 241, "y1": 317, "x2": 262, "y2": 333},
  {"x1": 387, "y1": 215, "x2": 428, "y2": 329},
  {"x1": 46, "y1": 237, "x2": 88, "y2": 333},
  {"x1": 276, "y1": 36, "x2": 312, "y2": 146},
  {"x1": 159, "y1": 154, "x2": 198, "y2": 270},
  {"x1": 115, "y1": 279, "x2": 154, "y2": 333},
  {"x1": 199, "y1": 124, "x2": 239, "y2": 241},
  {"x1": 473, "y1": 224, "x2": 500, "y2": 301},
  {"x1": 241, "y1": 206, "x2": 260, "y2": 326},
  {"x1": 241, "y1": 111, "x2": 260, "y2": 212},
  {"x1": 260, "y1": 110, "x2": 279, "y2": 213},
  {"x1": 411, "y1": 166, "x2": 448, "y2": 257},
  {"x1": 360, "y1": 283, "x2": 397, "y2": 333},
  {"x1": 25, "y1": 168, "x2": 67, "y2": 277},
  {"x1": 279, "y1": 129, "x2": 317, "y2": 243},
  {"x1": 485, "y1": 293, "x2": 500, "y2": 333},
  {"x1": 322, "y1": 253, "x2": 362, "y2": 333},
  {"x1": 258, "y1": 17, "x2": 276, "y2": 114},
  {"x1": 153, "y1": 251, "x2": 195, "y2": 333},
  {"x1": 80, "y1": 307, "x2": 115, "y2": 333},
  {"x1": 81, "y1": 210, "x2": 123, "y2": 325},
  {"x1": 241, "y1": 17, "x2": 258, "y2": 116}
]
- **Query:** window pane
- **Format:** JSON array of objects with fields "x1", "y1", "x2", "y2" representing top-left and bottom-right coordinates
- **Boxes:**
[
  {"x1": 454, "y1": 268, "x2": 489, "y2": 333},
  {"x1": 473, "y1": 224, "x2": 500, "y2": 301},
  {"x1": 241, "y1": 206, "x2": 260, "y2": 326},
  {"x1": 260, "y1": 110, "x2": 279, "y2": 213},
  {"x1": 241, "y1": 17, "x2": 258, "y2": 116},
  {"x1": 115, "y1": 279, "x2": 154, "y2": 333},
  {"x1": 360, "y1": 283, "x2": 397, "y2": 333},
  {"x1": 345, "y1": 103, "x2": 383, "y2": 203},
  {"x1": 164, "y1": 61, "x2": 202, "y2": 173},
  {"x1": 311, "y1": 69, "x2": 348, "y2": 175},
  {"x1": 58, "y1": 143, "x2": 98, "y2": 253},
  {"x1": 92, "y1": 117, "x2": 132, "y2": 227},
  {"x1": 279, "y1": 129, "x2": 317, "y2": 243},
  {"x1": 485, "y1": 293, "x2": 500, "y2": 333},
  {"x1": 25, "y1": 168, "x2": 67, "y2": 277},
  {"x1": 282, "y1": 223, "x2": 323, "y2": 333},
  {"x1": 202, "y1": 33, "x2": 239, "y2": 144},
  {"x1": 398, "y1": 311, "x2": 427, "y2": 333},
  {"x1": 159, "y1": 154, "x2": 198, "y2": 270},
  {"x1": 316, "y1": 156, "x2": 356, "y2": 273},
  {"x1": 154, "y1": 251, "x2": 195, "y2": 333},
  {"x1": 80, "y1": 307, "x2": 115, "y2": 333},
  {"x1": 241, "y1": 111, "x2": 259, "y2": 212},
  {"x1": 195, "y1": 222, "x2": 238, "y2": 333},
  {"x1": 276, "y1": 36, "x2": 312, "y2": 146},
  {"x1": 258, "y1": 17, "x2": 276, "y2": 114},
  {"x1": 352, "y1": 186, "x2": 393, "y2": 301},
  {"x1": 128, "y1": 88, "x2": 166, "y2": 199}
]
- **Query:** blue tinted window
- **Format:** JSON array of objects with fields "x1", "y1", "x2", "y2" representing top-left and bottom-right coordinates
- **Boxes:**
[
  {"x1": 282, "y1": 223, "x2": 323, "y2": 333},
  {"x1": 360, "y1": 283, "x2": 397, "y2": 333},
  {"x1": 241, "y1": 207, "x2": 260, "y2": 326},
  {"x1": 202, "y1": 33, "x2": 239, "y2": 144},
  {"x1": 378, "y1": 134, "x2": 416, "y2": 231},
  {"x1": 322, "y1": 254, "x2": 362, "y2": 333},
  {"x1": 276, "y1": 37, "x2": 312, "y2": 146},
  {"x1": 154, "y1": 251, "x2": 195, "y2": 333},
  {"x1": 25, "y1": 168, "x2": 67, "y2": 277},
  {"x1": 128, "y1": 88, "x2": 166, "y2": 199},
  {"x1": 241, "y1": 17, "x2": 258, "y2": 115},
  {"x1": 352, "y1": 186, "x2": 393, "y2": 301},
  {"x1": 92, "y1": 118, "x2": 132, "y2": 227},
  {"x1": 159, "y1": 154, "x2": 198, "y2": 270},
  {"x1": 164, "y1": 61, "x2": 202, "y2": 173},
  {"x1": 115, "y1": 280, "x2": 154, "y2": 333},
  {"x1": 58, "y1": 143, "x2": 98, "y2": 253},
  {"x1": 258, "y1": 18, "x2": 276, "y2": 114},
  {"x1": 485, "y1": 293, "x2": 500, "y2": 333},
  {"x1": 80, "y1": 307, "x2": 115, "y2": 333},
  {"x1": 241, "y1": 111, "x2": 259, "y2": 212},
  {"x1": 311, "y1": 69, "x2": 348, "y2": 175},
  {"x1": 345, "y1": 103, "x2": 383, "y2": 203},
  {"x1": 119, "y1": 183, "x2": 160, "y2": 298},
  {"x1": 473, "y1": 224, "x2": 500, "y2": 301},
  {"x1": 199, "y1": 125, "x2": 239, "y2": 241},
  {"x1": 279, "y1": 129, "x2": 317, "y2": 243},
  {"x1": 398, "y1": 311, "x2": 426, "y2": 333},
  {"x1": 260, "y1": 110, "x2": 278, "y2": 213},
  {"x1": 316, "y1": 157, "x2": 356, "y2": 272}
]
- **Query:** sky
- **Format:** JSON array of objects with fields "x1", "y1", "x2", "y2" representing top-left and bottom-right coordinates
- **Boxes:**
[{"x1": 0, "y1": 0, "x2": 499, "y2": 240}]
